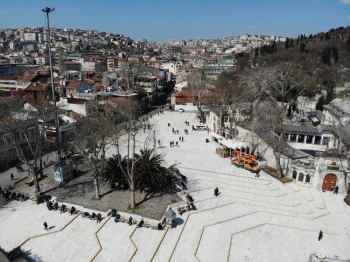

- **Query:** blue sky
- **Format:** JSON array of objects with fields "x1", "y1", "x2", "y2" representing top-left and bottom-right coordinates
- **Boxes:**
[{"x1": 0, "y1": 0, "x2": 349, "y2": 42}]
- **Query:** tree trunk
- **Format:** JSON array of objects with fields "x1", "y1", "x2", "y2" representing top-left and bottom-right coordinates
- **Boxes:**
[
  {"x1": 273, "y1": 151, "x2": 283, "y2": 178},
  {"x1": 31, "y1": 166, "x2": 41, "y2": 193},
  {"x1": 252, "y1": 96, "x2": 261, "y2": 123},
  {"x1": 130, "y1": 180, "x2": 135, "y2": 208},
  {"x1": 94, "y1": 176, "x2": 100, "y2": 199}
]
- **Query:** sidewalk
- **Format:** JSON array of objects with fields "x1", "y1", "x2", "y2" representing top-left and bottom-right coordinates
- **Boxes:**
[{"x1": 0, "y1": 151, "x2": 58, "y2": 191}]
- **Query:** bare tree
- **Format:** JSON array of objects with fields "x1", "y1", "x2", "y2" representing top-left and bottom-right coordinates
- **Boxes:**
[
  {"x1": 73, "y1": 107, "x2": 116, "y2": 199},
  {"x1": 240, "y1": 62, "x2": 310, "y2": 178},
  {"x1": 111, "y1": 100, "x2": 146, "y2": 208},
  {"x1": 214, "y1": 73, "x2": 250, "y2": 138},
  {"x1": 264, "y1": 107, "x2": 286, "y2": 178},
  {"x1": 0, "y1": 97, "x2": 53, "y2": 192},
  {"x1": 187, "y1": 69, "x2": 212, "y2": 123}
]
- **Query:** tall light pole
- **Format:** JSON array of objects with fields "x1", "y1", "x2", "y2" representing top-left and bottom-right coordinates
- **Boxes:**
[{"x1": 42, "y1": 7, "x2": 62, "y2": 166}]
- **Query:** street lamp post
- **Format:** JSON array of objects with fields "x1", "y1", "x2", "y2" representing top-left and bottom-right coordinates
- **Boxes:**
[{"x1": 42, "y1": 7, "x2": 62, "y2": 168}]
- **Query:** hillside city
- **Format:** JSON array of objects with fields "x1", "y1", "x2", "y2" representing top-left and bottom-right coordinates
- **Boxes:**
[{"x1": 0, "y1": 23, "x2": 350, "y2": 262}]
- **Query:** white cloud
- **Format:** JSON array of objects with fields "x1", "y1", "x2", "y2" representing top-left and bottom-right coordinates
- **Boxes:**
[
  {"x1": 348, "y1": 15, "x2": 350, "y2": 20},
  {"x1": 248, "y1": 25, "x2": 258, "y2": 29},
  {"x1": 340, "y1": 0, "x2": 350, "y2": 4},
  {"x1": 0, "y1": 10, "x2": 6, "y2": 14},
  {"x1": 313, "y1": 0, "x2": 320, "y2": 3},
  {"x1": 153, "y1": 23, "x2": 161, "y2": 26}
]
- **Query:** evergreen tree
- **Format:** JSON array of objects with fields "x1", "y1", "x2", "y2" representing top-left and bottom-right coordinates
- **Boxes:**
[
  {"x1": 300, "y1": 42, "x2": 306, "y2": 52},
  {"x1": 285, "y1": 38, "x2": 289, "y2": 49},
  {"x1": 325, "y1": 32, "x2": 331, "y2": 40},
  {"x1": 323, "y1": 78, "x2": 336, "y2": 104},
  {"x1": 287, "y1": 105, "x2": 292, "y2": 118},
  {"x1": 331, "y1": 46, "x2": 338, "y2": 63},
  {"x1": 316, "y1": 96, "x2": 325, "y2": 111},
  {"x1": 254, "y1": 47, "x2": 259, "y2": 57},
  {"x1": 321, "y1": 45, "x2": 331, "y2": 66}
]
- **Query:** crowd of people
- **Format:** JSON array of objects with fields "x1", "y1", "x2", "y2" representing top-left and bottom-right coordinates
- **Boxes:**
[{"x1": 1, "y1": 186, "x2": 27, "y2": 202}]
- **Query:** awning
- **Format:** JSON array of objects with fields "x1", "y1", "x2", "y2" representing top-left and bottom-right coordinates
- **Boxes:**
[
  {"x1": 219, "y1": 139, "x2": 249, "y2": 150},
  {"x1": 209, "y1": 132, "x2": 223, "y2": 140}
]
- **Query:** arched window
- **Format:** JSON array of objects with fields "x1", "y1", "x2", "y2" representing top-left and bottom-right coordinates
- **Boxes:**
[
  {"x1": 298, "y1": 173, "x2": 304, "y2": 182},
  {"x1": 292, "y1": 170, "x2": 297, "y2": 179},
  {"x1": 305, "y1": 174, "x2": 311, "y2": 183}
]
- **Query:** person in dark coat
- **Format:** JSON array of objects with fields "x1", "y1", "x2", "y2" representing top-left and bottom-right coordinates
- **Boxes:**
[
  {"x1": 53, "y1": 202, "x2": 59, "y2": 211},
  {"x1": 43, "y1": 221, "x2": 48, "y2": 231},
  {"x1": 47, "y1": 201, "x2": 53, "y2": 210},
  {"x1": 333, "y1": 186, "x2": 339, "y2": 194},
  {"x1": 11, "y1": 173, "x2": 14, "y2": 181},
  {"x1": 70, "y1": 206, "x2": 76, "y2": 215},
  {"x1": 128, "y1": 216, "x2": 133, "y2": 226},
  {"x1": 318, "y1": 230, "x2": 323, "y2": 241},
  {"x1": 60, "y1": 204, "x2": 66, "y2": 214},
  {"x1": 96, "y1": 213, "x2": 102, "y2": 223},
  {"x1": 157, "y1": 223, "x2": 163, "y2": 230},
  {"x1": 214, "y1": 187, "x2": 219, "y2": 197},
  {"x1": 114, "y1": 213, "x2": 121, "y2": 223}
]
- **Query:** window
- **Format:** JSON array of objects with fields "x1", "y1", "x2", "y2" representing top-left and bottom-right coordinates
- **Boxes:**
[
  {"x1": 282, "y1": 133, "x2": 289, "y2": 141},
  {"x1": 290, "y1": 134, "x2": 297, "y2": 142},
  {"x1": 298, "y1": 173, "x2": 304, "y2": 182},
  {"x1": 298, "y1": 135, "x2": 305, "y2": 143},
  {"x1": 306, "y1": 135, "x2": 313, "y2": 144},
  {"x1": 314, "y1": 136, "x2": 321, "y2": 145},
  {"x1": 322, "y1": 137, "x2": 330, "y2": 146},
  {"x1": 305, "y1": 174, "x2": 310, "y2": 183},
  {"x1": 292, "y1": 170, "x2": 297, "y2": 179}
]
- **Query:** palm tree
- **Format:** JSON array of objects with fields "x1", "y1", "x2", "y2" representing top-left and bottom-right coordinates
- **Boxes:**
[
  {"x1": 102, "y1": 154, "x2": 129, "y2": 188},
  {"x1": 134, "y1": 148, "x2": 167, "y2": 190}
]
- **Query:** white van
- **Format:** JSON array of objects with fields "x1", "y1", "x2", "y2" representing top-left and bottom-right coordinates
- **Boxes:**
[{"x1": 194, "y1": 124, "x2": 207, "y2": 131}]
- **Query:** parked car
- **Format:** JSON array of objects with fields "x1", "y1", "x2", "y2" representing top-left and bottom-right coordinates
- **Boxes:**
[
  {"x1": 194, "y1": 124, "x2": 206, "y2": 130},
  {"x1": 179, "y1": 108, "x2": 185, "y2": 112}
]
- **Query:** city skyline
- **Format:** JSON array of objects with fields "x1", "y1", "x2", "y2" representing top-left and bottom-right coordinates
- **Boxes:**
[{"x1": 0, "y1": 0, "x2": 349, "y2": 42}]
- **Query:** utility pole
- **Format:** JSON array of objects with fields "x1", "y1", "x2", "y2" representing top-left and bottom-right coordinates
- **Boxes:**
[{"x1": 42, "y1": 7, "x2": 62, "y2": 168}]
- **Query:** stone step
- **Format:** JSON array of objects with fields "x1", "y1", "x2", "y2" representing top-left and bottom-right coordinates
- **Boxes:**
[
  {"x1": 171, "y1": 203, "x2": 259, "y2": 262},
  {"x1": 21, "y1": 213, "x2": 101, "y2": 262},
  {"x1": 187, "y1": 188, "x2": 308, "y2": 213},
  {"x1": 196, "y1": 211, "x2": 337, "y2": 262},
  {"x1": 130, "y1": 226, "x2": 166, "y2": 262},
  {"x1": 185, "y1": 179, "x2": 283, "y2": 197},
  {"x1": 94, "y1": 218, "x2": 136, "y2": 262},
  {"x1": 179, "y1": 167, "x2": 272, "y2": 185}
]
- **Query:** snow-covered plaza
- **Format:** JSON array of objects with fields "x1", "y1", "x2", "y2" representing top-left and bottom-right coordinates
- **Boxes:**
[{"x1": 0, "y1": 110, "x2": 350, "y2": 262}]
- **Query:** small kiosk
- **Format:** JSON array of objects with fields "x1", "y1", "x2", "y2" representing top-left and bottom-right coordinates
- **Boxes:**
[{"x1": 54, "y1": 160, "x2": 74, "y2": 182}]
